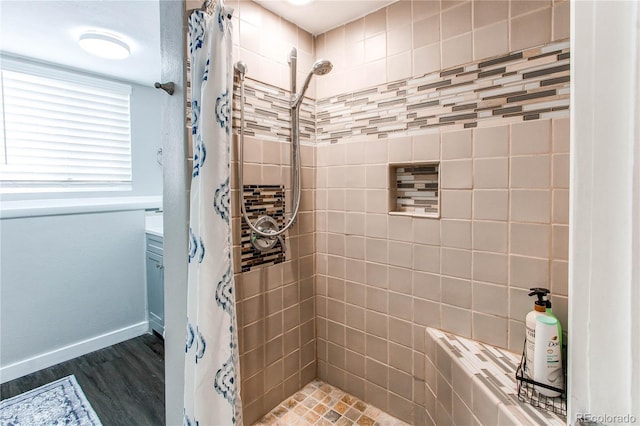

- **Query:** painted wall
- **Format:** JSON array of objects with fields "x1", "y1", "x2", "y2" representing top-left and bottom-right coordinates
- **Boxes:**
[{"x1": 0, "y1": 82, "x2": 163, "y2": 382}]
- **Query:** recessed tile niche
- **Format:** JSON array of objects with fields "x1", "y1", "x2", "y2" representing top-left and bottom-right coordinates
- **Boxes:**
[{"x1": 389, "y1": 162, "x2": 440, "y2": 218}]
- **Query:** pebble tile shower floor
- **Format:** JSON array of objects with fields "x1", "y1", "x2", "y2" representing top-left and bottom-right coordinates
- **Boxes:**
[{"x1": 253, "y1": 380, "x2": 409, "y2": 426}]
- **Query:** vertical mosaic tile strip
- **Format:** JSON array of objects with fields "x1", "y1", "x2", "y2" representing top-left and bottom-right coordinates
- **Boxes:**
[
  {"x1": 241, "y1": 185, "x2": 286, "y2": 272},
  {"x1": 426, "y1": 328, "x2": 565, "y2": 425},
  {"x1": 393, "y1": 164, "x2": 439, "y2": 216},
  {"x1": 316, "y1": 41, "x2": 570, "y2": 142},
  {"x1": 253, "y1": 380, "x2": 410, "y2": 426}
]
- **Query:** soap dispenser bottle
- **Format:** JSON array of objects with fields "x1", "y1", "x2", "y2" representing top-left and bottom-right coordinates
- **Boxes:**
[{"x1": 525, "y1": 288, "x2": 550, "y2": 377}]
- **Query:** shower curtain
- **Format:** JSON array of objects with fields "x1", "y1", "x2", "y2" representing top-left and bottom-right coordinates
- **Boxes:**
[{"x1": 184, "y1": 2, "x2": 242, "y2": 425}]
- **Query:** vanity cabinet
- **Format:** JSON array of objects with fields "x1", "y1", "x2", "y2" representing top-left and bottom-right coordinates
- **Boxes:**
[{"x1": 146, "y1": 234, "x2": 164, "y2": 337}]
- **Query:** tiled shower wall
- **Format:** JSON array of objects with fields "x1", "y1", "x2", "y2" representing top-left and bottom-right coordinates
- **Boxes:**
[{"x1": 313, "y1": 0, "x2": 570, "y2": 424}]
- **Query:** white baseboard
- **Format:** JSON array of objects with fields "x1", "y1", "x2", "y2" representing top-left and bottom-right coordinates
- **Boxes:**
[{"x1": 0, "y1": 321, "x2": 149, "y2": 384}]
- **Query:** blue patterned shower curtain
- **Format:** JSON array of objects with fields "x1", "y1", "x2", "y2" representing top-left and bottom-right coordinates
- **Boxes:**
[{"x1": 185, "y1": 2, "x2": 242, "y2": 425}]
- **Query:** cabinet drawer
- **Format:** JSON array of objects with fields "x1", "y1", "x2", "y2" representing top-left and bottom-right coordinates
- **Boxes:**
[{"x1": 146, "y1": 234, "x2": 163, "y2": 256}]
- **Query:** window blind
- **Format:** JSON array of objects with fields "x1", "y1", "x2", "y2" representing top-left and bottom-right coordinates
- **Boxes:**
[{"x1": 0, "y1": 58, "x2": 132, "y2": 193}]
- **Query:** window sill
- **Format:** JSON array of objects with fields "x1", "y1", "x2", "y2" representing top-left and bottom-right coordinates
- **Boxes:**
[{"x1": 0, "y1": 196, "x2": 162, "y2": 219}]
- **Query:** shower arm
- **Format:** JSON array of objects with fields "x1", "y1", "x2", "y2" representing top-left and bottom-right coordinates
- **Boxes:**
[{"x1": 236, "y1": 70, "x2": 302, "y2": 239}]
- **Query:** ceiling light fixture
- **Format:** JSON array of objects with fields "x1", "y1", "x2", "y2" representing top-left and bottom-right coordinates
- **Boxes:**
[
  {"x1": 78, "y1": 32, "x2": 130, "y2": 60},
  {"x1": 287, "y1": 0, "x2": 314, "y2": 5}
]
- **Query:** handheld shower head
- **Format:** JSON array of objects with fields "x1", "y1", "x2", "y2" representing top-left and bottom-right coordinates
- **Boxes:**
[
  {"x1": 293, "y1": 59, "x2": 333, "y2": 108},
  {"x1": 234, "y1": 61, "x2": 247, "y2": 80},
  {"x1": 311, "y1": 59, "x2": 333, "y2": 76}
]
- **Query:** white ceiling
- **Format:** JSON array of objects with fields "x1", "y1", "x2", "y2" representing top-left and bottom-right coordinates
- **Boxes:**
[
  {"x1": 0, "y1": 1, "x2": 392, "y2": 86},
  {"x1": 253, "y1": 0, "x2": 396, "y2": 35},
  {"x1": 0, "y1": 0, "x2": 162, "y2": 86}
]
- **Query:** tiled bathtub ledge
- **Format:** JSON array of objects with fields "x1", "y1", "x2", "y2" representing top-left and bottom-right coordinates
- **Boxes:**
[{"x1": 424, "y1": 327, "x2": 565, "y2": 426}]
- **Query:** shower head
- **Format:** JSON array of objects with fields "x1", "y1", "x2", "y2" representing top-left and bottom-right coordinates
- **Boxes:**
[
  {"x1": 293, "y1": 59, "x2": 333, "y2": 109},
  {"x1": 234, "y1": 61, "x2": 247, "y2": 80},
  {"x1": 311, "y1": 59, "x2": 333, "y2": 76}
]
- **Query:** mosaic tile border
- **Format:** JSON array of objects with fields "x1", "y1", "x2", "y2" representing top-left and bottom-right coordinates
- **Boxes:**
[
  {"x1": 392, "y1": 163, "x2": 439, "y2": 216},
  {"x1": 232, "y1": 78, "x2": 316, "y2": 143},
  {"x1": 316, "y1": 41, "x2": 570, "y2": 143},
  {"x1": 241, "y1": 185, "x2": 286, "y2": 272},
  {"x1": 426, "y1": 328, "x2": 565, "y2": 426},
  {"x1": 253, "y1": 379, "x2": 410, "y2": 426}
]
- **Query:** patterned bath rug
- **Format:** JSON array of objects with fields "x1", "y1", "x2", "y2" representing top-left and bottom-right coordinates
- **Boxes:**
[{"x1": 0, "y1": 375, "x2": 102, "y2": 426}]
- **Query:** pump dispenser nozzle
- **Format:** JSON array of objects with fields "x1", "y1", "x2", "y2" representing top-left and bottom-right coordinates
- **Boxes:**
[{"x1": 528, "y1": 288, "x2": 550, "y2": 312}]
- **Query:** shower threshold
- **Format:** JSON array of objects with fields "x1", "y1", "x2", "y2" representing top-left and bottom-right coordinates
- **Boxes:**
[{"x1": 252, "y1": 380, "x2": 409, "y2": 426}]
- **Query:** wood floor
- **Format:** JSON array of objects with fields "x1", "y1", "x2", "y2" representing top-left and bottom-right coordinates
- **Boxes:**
[{"x1": 1, "y1": 333, "x2": 165, "y2": 425}]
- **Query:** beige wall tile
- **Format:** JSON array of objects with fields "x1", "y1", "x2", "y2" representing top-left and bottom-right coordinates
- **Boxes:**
[
  {"x1": 474, "y1": 158, "x2": 508, "y2": 189},
  {"x1": 414, "y1": 15, "x2": 440, "y2": 48},
  {"x1": 441, "y1": 129, "x2": 472, "y2": 160},
  {"x1": 441, "y1": 248, "x2": 472, "y2": 279},
  {"x1": 441, "y1": 276, "x2": 472, "y2": 308},
  {"x1": 346, "y1": 212, "x2": 365, "y2": 236},
  {"x1": 472, "y1": 251, "x2": 508, "y2": 285},
  {"x1": 510, "y1": 189, "x2": 551, "y2": 223},
  {"x1": 441, "y1": 305, "x2": 471, "y2": 338},
  {"x1": 440, "y1": 219, "x2": 472, "y2": 249},
  {"x1": 345, "y1": 18, "x2": 365, "y2": 43},
  {"x1": 551, "y1": 260, "x2": 568, "y2": 296},
  {"x1": 441, "y1": 159, "x2": 473, "y2": 189},
  {"x1": 472, "y1": 313, "x2": 507, "y2": 348},
  {"x1": 366, "y1": 238, "x2": 388, "y2": 264},
  {"x1": 473, "y1": 220, "x2": 507, "y2": 253},
  {"x1": 413, "y1": 0, "x2": 441, "y2": 21},
  {"x1": 442, "y1": 32, "x2": 473, "y2": 69},
  {"x1": 552, "y1": 117, "x2": 570, "y2": 153},
  {"x1": 511, "y1": 0, "x2": 551, "y2": 18},
  {"x1": 473, "y1": 125, "x2": 509, "y2": 158},
  {"x1": 413, "y1": 271, "x2": 441, "y2": 301},
  {"x1": 473, "y1": 190, "x2": 509, "y2": 221},
  {"x1": 442, "y1": 2, "x2": 472, "y2": 39},
  {"x1": 389, "y1": 292, "x2": 413, "y2": 321},
  {"x1": 508, "y1": 320, "x2": 526, "y2": 353},
  {"x1": 388, "y1": 215, "x2": 413, "y2": 241},
  {"x1": 509, "y1": 255, "x2": 549, "y2": 289},
  {"x1": 414, "y1": 298, "x2": 441, "y2": 327},
  {"x1": 472, "y1": 282, "x2": 508, "y2": 317},
  {"x1": 511, "y1": 7, "x2": 552, "y2": 51},
  {"x1": 388, "y1": 136, "x2": 413, "y2": 162},
  {"x1": 389, "y1": 241, "x2": 413, "y2": 268},
  {"x1": 365, "y1": 8, "x2": 387, "y2": 37},
  {"x1": 388, "y1": 51, "x2": 413, "y2": 82},
  {"x1": 511, "y1": 120, "x2": 551, "y2": 155},
  {"x1": 510, "y1": 155, "x2": 550, "y2": 188},
  {"x1": 387, "y1": 0, "x2": 412, "y2": 30},
  {"x1": 345, "y1": 39, "x2": 365, "y2": 67},
  {"x1": 474, "y1": 0, "x2": 509, "y2": 28},
  {"x1": 553, "y1": 0, "x2": 570, "y2": 40},
  {"x1": 389, "y1": 266, "x2": 413, "y2": 295},
  {"x1": 365, "y1": 33, "x2": 387, "y2": 63},
  {"x1": 366, "y1": 263, "x2": 389, "y2": 290},
  {"x1": 552, "y1": 189, "x2": 569, "y2": 224},
  {"x1": 366, "y1": 189, "x2": 389, "y2": 214},
  {"x1": 346, "y1": 189, "x2": 365, "y2": 212},
  {"x1": 552, "y1": 153, "x2": 569, "y2": 188},
  {"x1": 473, "y1": 21, "x2": 509, "y2": 61},
  {"x1": 388, "y1": 26, "x2": 412, "y2": 57},
  {"x1": 552, "y1": 224, "x2": 568, "y2": 260},
  {"x1": 413, "y1": 218, "x2": 441, "y2": 246},
  {"x1": 510, "y1": 222, "x2": 550, "y2": 257},
  {"x1": 366, "y1": 140, "x2": 388, "y2": 164},
  {"x1": 413, "y1": 132, "x2": 441, "y2": 161},
  {"x1": 413, "y1": 43, "x2": 441, "y2": 76},
  {"x1": 366, "y1": 213, "x2": 388, "y2": 239},
  {"x1": 441, "y1": 190, "x2": 472, "y2": 219},
  {"x1": 413, "y1": 244, "x2": 441, "y2": 273}
]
